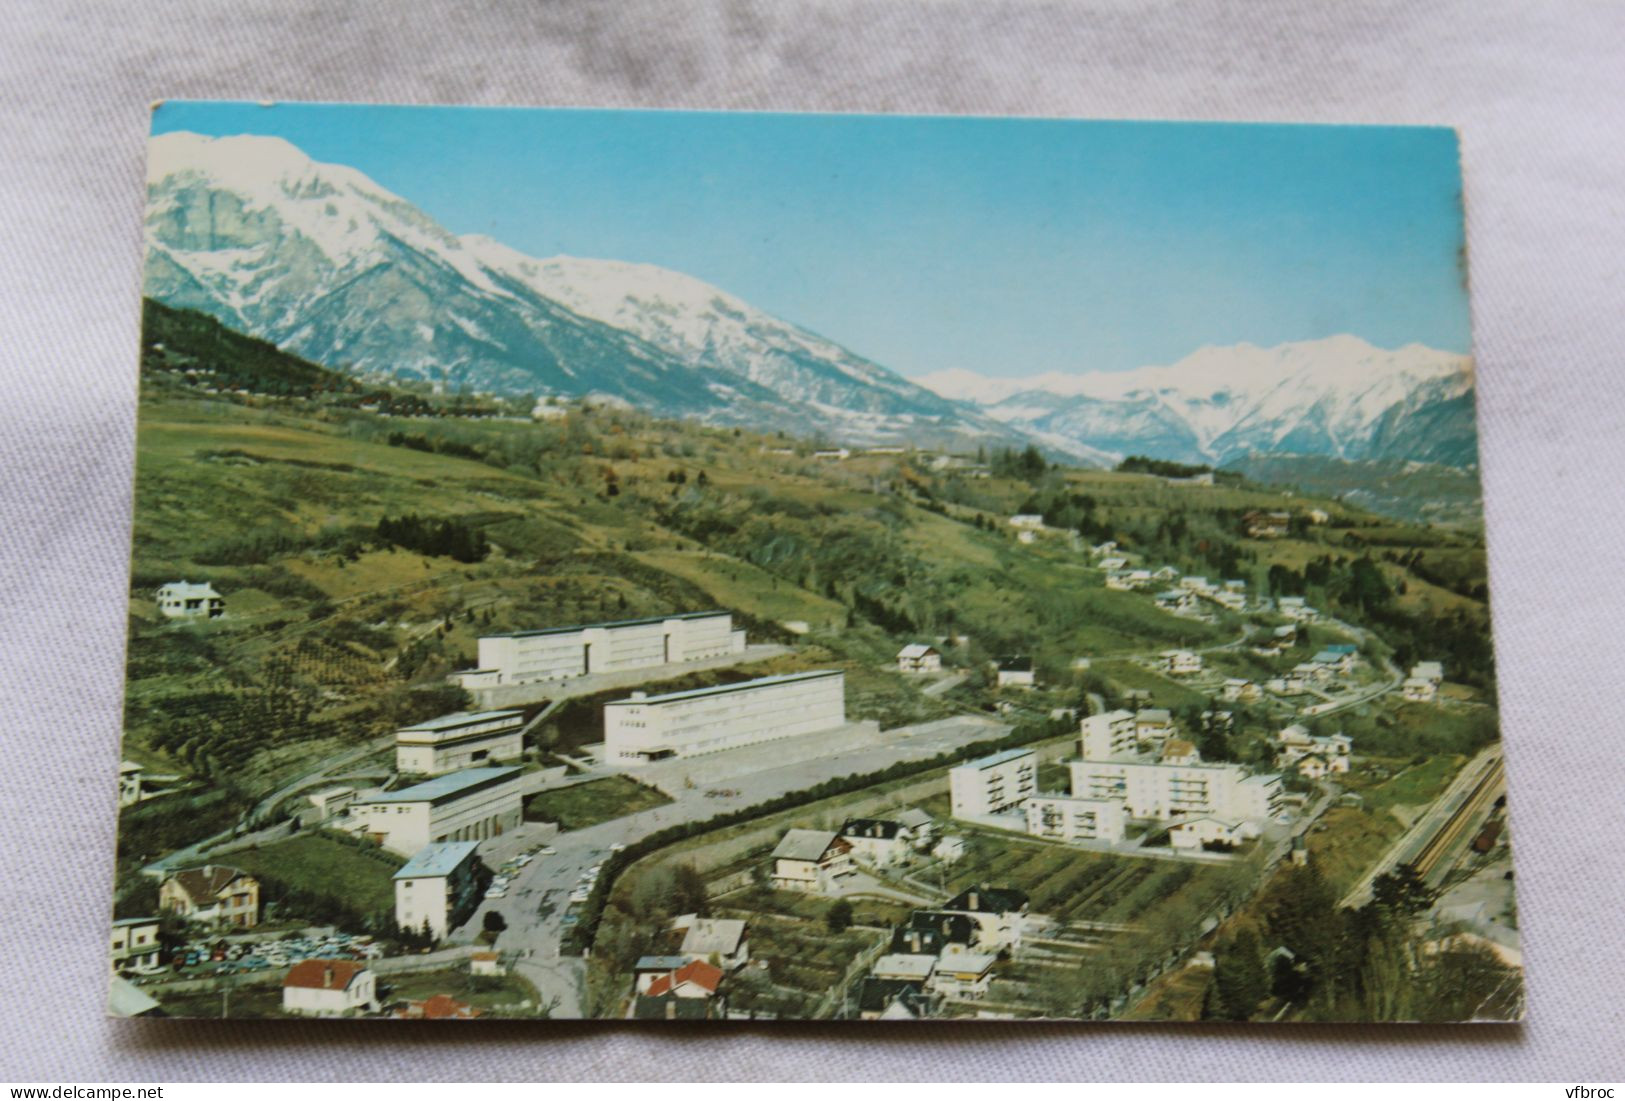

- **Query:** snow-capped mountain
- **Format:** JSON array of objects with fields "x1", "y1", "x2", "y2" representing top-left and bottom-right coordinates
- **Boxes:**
[
  {"x1": 143, "y1": 131, "x2": 1478, "y2": 469},
  {"x1": 142, "y1": 132, "x2": 1018, "y2": 450},
  {"x1": 914, "y1": 337, "x2": 1478, "y2": 467}
]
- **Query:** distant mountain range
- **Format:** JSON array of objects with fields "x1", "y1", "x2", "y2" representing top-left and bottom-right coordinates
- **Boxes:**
[
  {"x1": 143, "y1": 131, "x2": 1479, "y2": 470},
  {"x1": 914, "y1": 337, "x2": 1478, "y2": 469}
]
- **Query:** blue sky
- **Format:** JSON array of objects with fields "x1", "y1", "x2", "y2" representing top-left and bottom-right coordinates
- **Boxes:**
[{"x1": 152, "y1": 101, "x2": 1470, "y2": 379}]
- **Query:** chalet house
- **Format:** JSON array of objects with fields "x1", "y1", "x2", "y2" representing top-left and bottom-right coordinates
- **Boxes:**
[
  {"x1": 1244, "y1": 511, "x2": 1292, "y2": 539},
  {"x1": 1411, "y1": 661, "x2": 1445, "y2": 684},
  {"x1": 159, "y1": 865, "x2": 259, "y2": 928},
  {"x1": 1135, "y1": 708, "x2": 1174, "y2": 744},
  {"x1": 769, "y1": 829, "x2": 855, "y2": 894},
  {"x1": 840, "y1": 818, "x2": 912, "y2": 866},
  {"x1": 676, "y1": 916, "x2": 750, "y2": 971},
  {"x1": 892, "y1": 807, "x2": 937, "y2": 848},
  {"x1": 1096, "y1": 556, "x2": 1128, "y2": 572},
  {"x1": 942, "y1": 886, "x2": 1029, "y2": 950},
  {"x1": 282, "y1": 960, "x2": 377, "y2": 1017},
  {"x1": 896, "y1": 643, "x2": 942, "y2": 675},
  {"x1": 1273, "y1": 727, "x2": 1351, "y2": 774},
  {"x1": 1276, "y1": 596, "x2": 1319, "y2": 622},
  {"x1": 1162, "y1": 650, "x2": 1203, "y2": 675},
  {"x1": 899, "y1": 910, "x2": 979, "y2": 951},
  {"x1": 1154, "y1": 589, "x2": 1200, "y2": 615},
  {"x1": 1403, "y1": 677, "x2": 1438, "y2": 702},
  {"x1": 995, "y1": 656, "x2": 1035, "y2": 688},
  {"x1": 1296, "y1": 754, "x2": 1331, "y2": 780},
  {"x1": 1221, "y1": 678, "x2": 1260, "y2": 702},
  {"x1": 1161, "y1": 739, "x2": 1201, "y2": 767},
  {"x1": 156, "y1": 580, "x2": 224, "y2": 619},
  {"x1": 857, "y1": 976, "x2": 930, "y2": 1020}
]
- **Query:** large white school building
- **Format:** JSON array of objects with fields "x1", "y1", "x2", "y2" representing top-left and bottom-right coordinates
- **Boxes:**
[
  {"x1": 348, "y1": 767, "x2": 523, "y2": 856},
  {"x1": 451, "y1": 612, "x2": 746, "y2": 689},
  {"x1": 395, "y1": 710, "x2": 525, "y2": 776},
  {"x1": 1068, "y1": 758, "x2": 1283, "y2": 824},
  {"x1": 603, "y1": 669, "x2": 846, "y2": 765}
]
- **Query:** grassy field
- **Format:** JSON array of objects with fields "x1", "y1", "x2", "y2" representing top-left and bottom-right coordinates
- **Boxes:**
[
  {"x1": 228, "y1": 833, "x2": 404, "y2": 916},
  {"x1": 633, "y1": 549, "x2": 846, "y2": 628},
  {"x1": 1304, "y1": 806, "x2": 1405, "y2": 894},
  {"x1": 524, "y1": 776, "x2": 672, "y2": 830}
]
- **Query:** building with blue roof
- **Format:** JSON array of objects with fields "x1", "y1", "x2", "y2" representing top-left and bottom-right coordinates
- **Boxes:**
[
  {"x1": 349, "y1": 767, "x2": 523, "y2": 856},
  {"x1": 393, "y1": 841, "x2": 484, "y2": 940}
]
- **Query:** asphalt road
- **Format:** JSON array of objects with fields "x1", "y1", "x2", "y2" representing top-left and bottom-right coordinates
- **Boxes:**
[{"x1": 451, "y1": 714, "x2": 1012, "y2": 1017}]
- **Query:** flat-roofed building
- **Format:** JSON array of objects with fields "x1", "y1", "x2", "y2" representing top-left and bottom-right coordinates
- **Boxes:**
[
  {"x1": 949, "y1": 748, "x2": 1036, "y2": 818},
  {"x1": 110, "y1": 917, "x2": 161, "y2": 973},
  {"x1": 1069, "y1": 758, "x2": 1285, "y2": 824},
  {"x1": 395, "y1": 710, "x2": 525, "y2": 776},
  {"x1": 1079, "y1": 710, "x2": 1137, "y2": 761},
  {"x1": 393, "y1": 840, "x2": 484, "y2": 940},
  {"x1": 1024, "y1": 794, "x2": 1126, "y2": 843},
  {"x1": 349, "y1": 767, "x2": 522, "y2": 856},
  {"x1": 603, "y1": 670, "x2": 845, "y2": 765},
  {"x1": 452, "y1": 611, "x2": 746, "y2": 689}
]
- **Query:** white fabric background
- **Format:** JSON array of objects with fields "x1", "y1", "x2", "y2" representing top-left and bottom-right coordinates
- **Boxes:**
[{"x1": 3, "y1": 0, "x2": 1622, "y2": 1082}]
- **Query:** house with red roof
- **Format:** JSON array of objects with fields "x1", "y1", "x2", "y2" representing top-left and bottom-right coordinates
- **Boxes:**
[
  {"x1": 281, "y1": 959, "x2": 378, "y2": 1017},
  {"x1": 628, "y1": 958, "x2": 726, "y2": 1019},
  {"x1": 395, "y1": 993, "x2": 482, "y2": 1020}
]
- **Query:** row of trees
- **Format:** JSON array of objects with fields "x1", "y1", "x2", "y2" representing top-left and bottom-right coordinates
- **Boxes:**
[{"x1": 1204, "y1": 863, "x2": 1517, "y2": 1022}]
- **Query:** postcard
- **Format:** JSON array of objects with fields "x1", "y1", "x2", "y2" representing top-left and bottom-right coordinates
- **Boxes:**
[{"x1": 112, "y1": 101, "x2": 1519, "y2": 1022}]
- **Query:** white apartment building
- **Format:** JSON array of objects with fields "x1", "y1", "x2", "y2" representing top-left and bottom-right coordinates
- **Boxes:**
[
  {"x1": 603, "y1": 669, "x2": 846, "y2": 765},
  {"x1": 156, "y1": 580, "x2": 223, "y2": 619},
  {"x1": 1024, "y1": 794, "x2": 1127, "y2": 843},
  {"x1": 393, "y1": 840, "x2": 483, "y2": 941},
  {"x1": 395, "y1": 710, "x2": 525, "y2": 775},
  {"x1": 1079, "y1": 710, "x2": 1137, "y2": 761},
  {"x1": 1069, "y1": 758, "x2": 1285, "y2": 823},
  {"x1": 451, "y1": 611, "x2": 746, "y2": 689},
  {"x1": 949, "y1": 748, "x2": 1036, "y2": 818},
  {"x1": 348, "y1": 767, "x2": 523, "y2": 856}
]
